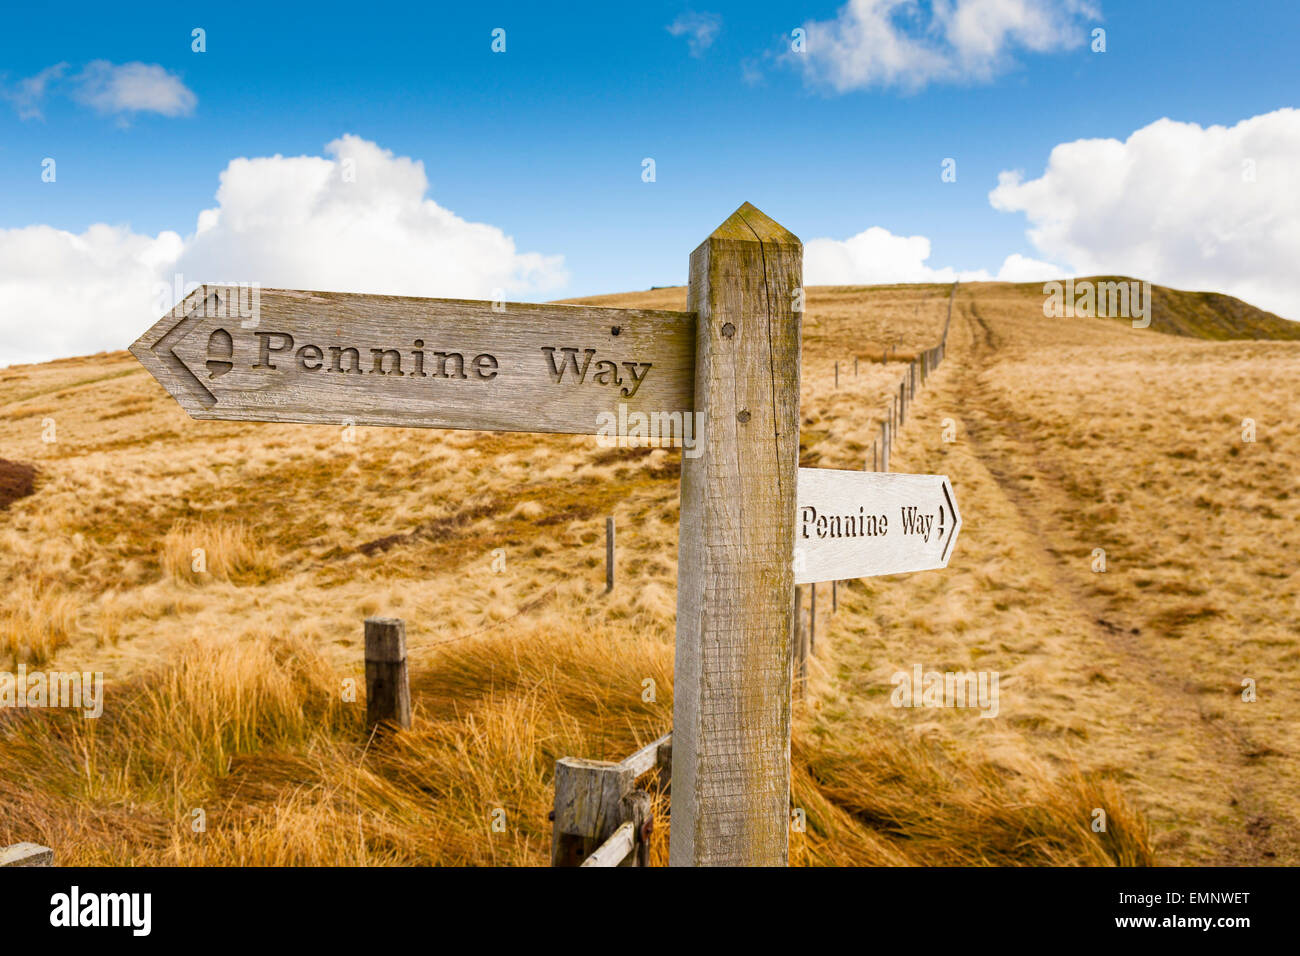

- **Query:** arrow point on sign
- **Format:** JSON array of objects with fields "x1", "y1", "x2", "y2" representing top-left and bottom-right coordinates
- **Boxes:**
[
  {"x1": 939, "y1": 476, "x2": 962, "y2": 564},
  {"x1": 129, "y1": 285, "x2": 221, "y2": 416}
]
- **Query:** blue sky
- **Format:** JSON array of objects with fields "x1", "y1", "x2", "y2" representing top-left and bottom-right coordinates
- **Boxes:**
[{"x1": 3, "y1": 1, "x2": 1299, "y2": 363}]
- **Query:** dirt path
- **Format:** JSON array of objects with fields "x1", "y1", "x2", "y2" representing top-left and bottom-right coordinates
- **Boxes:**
[{"x1": 947, "y1": 293, "x2": 1294, "y2": 864}]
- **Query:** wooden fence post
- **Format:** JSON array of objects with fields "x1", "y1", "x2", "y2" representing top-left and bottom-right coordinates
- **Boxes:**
[
  {"x1": 881, "y1": 420, "x2": 890, "y2": 473},
  {"x1": 809, "y1": 581, "x2": 817, "y2": 656},
  {"x1": 854, "y1": 356, "x2": 858, "y2": 377},
  {"x1": 793, "y1": 584, "x2": 806, "y2": 693},
  {"x1": 671, "y1": 202, "x2": 801, "y2": 867},
  {"x1": 656, "y1": 737, "x2": 673, "y2": 794},
  {"x1": 552, "y1": 757, "x2": 634, "y2": 866},
  {"x1": 622, "y1": 790, "x2": 653, "y2": 867},
  {"x1": 365, "y1": 617, "x2": 411, "y2": 730},
  {"x1": 832, "y1": 579, "x2": 837, "y2": 614},
  {"x1": 835, "y1": 360, "x2": 839, "y2": 388},
  {"x1": 605, "y1": 516, "x2": 615, "y2": 592}
]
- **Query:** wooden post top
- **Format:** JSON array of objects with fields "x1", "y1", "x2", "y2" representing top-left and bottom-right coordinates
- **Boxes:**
[
  {"x1": 695, "y1": 202, "x2": 801, "y2": 249},
  {"x1": 364, "y1": 617, "x2": 407, "y2": 662}
]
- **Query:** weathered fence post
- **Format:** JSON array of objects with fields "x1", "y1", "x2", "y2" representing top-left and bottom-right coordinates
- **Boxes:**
[
  {"x1": 809, "y1": 580, "x2": 817, "y2": 656},
  {"x1": 832, "y1": 579, "x2": 837, "y2": 614},
  {"x1": 622, "y1": 790, "x2": 653, "y2": 867},
  {"x1": 835, "y1": 360, "x2": 839, "y2": 388},
  {"x1": 882, "y1": 419, "x2": 890, "y2": 473},
  {"x1": 365, "y1": 617, "x2": 411, "y2": 730},
  {"x1": 605, "y1": 515, "x2": 615, "y2": 592},
  {"x1": 854, "y1": 356, "x2": 859, "y2": 377},
  {"x1": 793, "y1": 584, "x2": 806, "y2": 693},
  {"x1": 552, "y1": 757, "x2": 634, "y2": 866},
  {"x1": 656, "y1": 737, "x2": 673, "y2": 794},
  {"x1": 671, "y1": 202, "x2": 801, "y2": 867}
]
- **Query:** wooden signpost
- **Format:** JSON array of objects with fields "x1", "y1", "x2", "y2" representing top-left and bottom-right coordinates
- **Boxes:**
[
  {"x1": 795, "y1": 468, "x2": 961, "y2": 584},
  {"x1": 130, "y1": 289, "x2": 694, "y2": 435},
  {"x1": 130, "y1": 201, "x2": 961, "y2": 868}
]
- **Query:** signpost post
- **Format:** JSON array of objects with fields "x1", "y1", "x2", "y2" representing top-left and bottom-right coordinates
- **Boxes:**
[{"x1": 129, "y1": 201, "x2": 961, "y2": 869}]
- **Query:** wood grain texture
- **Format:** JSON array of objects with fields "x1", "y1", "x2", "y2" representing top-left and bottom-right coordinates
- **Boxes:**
[
  {"x1": 620, "y1": 789, "x2": 653, "y2": 867},
  {"x1": 794, "y1": 468, "x2": 962, "y2": 583},
  {"x1": 130, "y1": 287, "x2": 695, "y2": 436},
  {"x1": 656, "y1": 737, "x2": 673, "y2": 792},
  {"x1": 622, "y1": 731, "x2": 672, "y2": 778},
  {"x1": 670, "y1": 202, "x2": 802, "y2": 867},
  {"x1": 809, "y1": 580, "x2": 817, "y2": 656},
  {"x1": 551, "y1": 757, "x2": 634, "y2": 866},
  {"x1": 0, "y1": 843, "x2": 53, "y2": 867},
  {"x1": 579, "y1": 821, "x2": 636, "y2": 867},
  {"x1": 793, "y1": 585, "x2": 806, "y2": 693}
]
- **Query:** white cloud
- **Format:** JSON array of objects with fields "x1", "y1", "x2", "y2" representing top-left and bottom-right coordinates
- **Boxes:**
[
  {"x1": 668, "y1": 12, "x2": 723, "y2": 57},
  {"x1": 990, "y1": 108, "x2": 1300, "y2": 319},
  {"x1": 805, "y1": 224, "x2": 1063, "y2": 285},
  {"x1": 794, "y1": 0, "x2": 1097, "y2": 92},
  {"x1": 1, "y1": 63, "x2": 68, "y2": 120},
  {"x1": 990, "y1": 251, "x2": 1065, "y2": 282},
  {"x1": 73, "y1": 60, "x2": 197, "y2": 117},
  {"x1": 176, "y1": 135, "x2": 567, "y2": 299},
  {"x1": 3, "y1": 60, "x2": 196, "y2": 120},
  {"x1": 0, "y1": 136, "x2": 568, "y2": 367},
  {"x1": 0, "y1": 224, "x2": 183, "y2": 366}
]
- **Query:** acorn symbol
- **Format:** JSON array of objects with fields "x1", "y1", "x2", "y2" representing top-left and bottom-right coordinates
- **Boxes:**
[{"x1": 206, "y1": 328, "x2": 233, "y2": 379}]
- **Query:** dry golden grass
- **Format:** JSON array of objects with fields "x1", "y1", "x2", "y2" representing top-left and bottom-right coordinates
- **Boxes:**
[
  {"x1": 1, "y1": 280, "x2": 1293, "y2": 865},
  {"x1": 1, "y1": 578, "x2": 77, "y2": 665},
  {"x1": 160, "y1": 519, "x2": 279, "y2": 585}
]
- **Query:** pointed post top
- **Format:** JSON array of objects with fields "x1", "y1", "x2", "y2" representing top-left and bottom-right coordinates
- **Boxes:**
[{"x1": 705, "y1": 202, "x2": 801, "y2": 246}]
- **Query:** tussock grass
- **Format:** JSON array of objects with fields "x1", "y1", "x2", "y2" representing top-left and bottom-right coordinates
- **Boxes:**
[
  {"x1": 0, "y1": 621, "x2": 674, "y2": 866},
  {"x1": 0, "y1": 623, "x2": 1145, "y2": 866},
  {"x1": 160, "y1": 519, "x2": 279, "y2": 585},
  {"x1": 1, "y1": 579, "x2": 77, "y2": 664},
  {"x1": 793, "y1": 732, "x2": 1152, "y2": 866}
]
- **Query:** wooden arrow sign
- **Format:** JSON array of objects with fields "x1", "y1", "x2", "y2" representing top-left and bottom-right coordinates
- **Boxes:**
[
  {"x1": 129, "y1": 285, "x2": 695, "y2": 435},
  {"x1": 794, "y1": 468, "x2": 962, "y2": 584}
]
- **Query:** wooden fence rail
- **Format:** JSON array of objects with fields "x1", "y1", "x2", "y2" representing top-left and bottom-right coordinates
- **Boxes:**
[
  {"x1": 552, "y1": 732, "x2": 671, "y2": 867},
  {"x1": 1, "y1": 843, "x2": 53, "y2": 867}
]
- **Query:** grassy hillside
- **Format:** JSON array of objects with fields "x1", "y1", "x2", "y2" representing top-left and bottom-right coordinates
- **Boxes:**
[
  {"x1": 1010, "y1": 275, "x2": 1300, "y2": 340},
  {"x1": 0, "y1": 279, "x2": 1295, "y2": 865}
]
